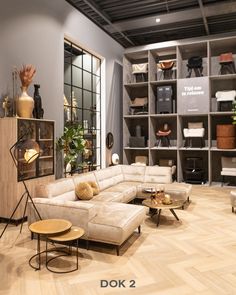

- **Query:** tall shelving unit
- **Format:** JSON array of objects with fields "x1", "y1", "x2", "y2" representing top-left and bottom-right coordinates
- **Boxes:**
[{"x1": 123, "y1": 36, "x2": 236, "y2": 185}]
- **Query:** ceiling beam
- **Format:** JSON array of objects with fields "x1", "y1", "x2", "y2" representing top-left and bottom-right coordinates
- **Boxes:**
[
  {"x1": 81, "y1": 0, "x2": 135, "y2": 46},
  {"x1": 104, "y1": 2, "x2": 236, "y2": 34},
  {"x1": 198, "y1": 0, "x2": 210, "y2": 35}
]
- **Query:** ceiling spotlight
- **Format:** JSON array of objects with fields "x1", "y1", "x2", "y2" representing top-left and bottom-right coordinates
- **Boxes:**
[{"x1": 156, "y1": 18, "x2": 161, "y2": 23}]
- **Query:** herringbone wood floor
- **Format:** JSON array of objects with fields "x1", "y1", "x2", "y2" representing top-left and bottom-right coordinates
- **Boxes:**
[{"x1": 1, "y1": 186, "x2": 236, "y2": 295}]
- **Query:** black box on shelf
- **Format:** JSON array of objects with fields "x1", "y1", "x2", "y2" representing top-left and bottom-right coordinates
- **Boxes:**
[
  {"x1": 129, "y1": 136, "x2": 146, "y2": 147},
  {"x1": 156, "y1": 85, "x2": 173, "y2": 113},
  {"x1": 185, "y1": 169, "x2": 205, "y2": 184},
  {"x1": 184, "y1": 157, "x2": 205, "y2": 184},
  {"x1": 218, "y1": 101, "x2": 233, "y2": 112}
]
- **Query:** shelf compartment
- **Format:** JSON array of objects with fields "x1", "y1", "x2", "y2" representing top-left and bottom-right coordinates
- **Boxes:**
[
  {"x1": 178, "y1": 115, "x2": 209, "y2": 148},
  {"x1": 210, "y1": 150, "x2": 236, "y2": 183},
  {"x1": 149, "y1": 46, "x2": 177, "y2": 81},
  {"x1": 210, "y1": 114, "x2": 234, "y2": 148},
  {"x1": 179, "y1": 150, "x2": 209, "y2": 183},
  {"x1": 123, "y1": 51, "x2": 148, "y2": 84},
  {"x1": 209, "y1": 37, "x2": 236, "y2": 76},
  {"x1": 178, "y1": 42, "x2": 208, "y2": 79},
  {"x1": 149, "y1": 82, "x2": 177, "y2": 115},
  {"x1": 123, "y1": 83, "x2": 148, "y2": 116},
  {"x1": 150, "y1": 116, "x2": 177, "y2": 148},
  {"x1": 123, "y1": 117, "x2": 149, "y2": 148},
  {"x1": 123, "y1": 148, "x2": 149, "y2": 165},
  {"x1": 150, "y1": 149, "x2": 177, "y2": 174}
]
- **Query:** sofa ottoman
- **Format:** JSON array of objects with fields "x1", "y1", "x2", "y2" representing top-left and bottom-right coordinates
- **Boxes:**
[{"x1": 88, "y1": 202, "x2": 146, "y2": 255}]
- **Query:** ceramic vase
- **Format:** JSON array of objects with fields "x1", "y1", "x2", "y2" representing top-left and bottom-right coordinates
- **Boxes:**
[{"x1": 17, "y1": 86, "x2": 34, "y2": 118}]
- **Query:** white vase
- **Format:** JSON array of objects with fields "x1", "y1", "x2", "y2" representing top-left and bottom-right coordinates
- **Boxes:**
[{"x1": 17, "y1": 86, "x2": 34, "y2": 118}]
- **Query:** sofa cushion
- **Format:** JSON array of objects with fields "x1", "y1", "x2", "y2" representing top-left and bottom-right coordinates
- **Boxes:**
[
  {"x1": 88, "y1": 181, "x2": 100, "y2": 195},
  {"x1": 88, "y1": 203, "x2": 146, "y2": 244},
  {"x1": 103, "y1": 182, "x2": 138, "y2": 203},
  {"x1": 75, "y1": 182, "x2": 93, "y2": 200},
  {"x1": 92, "y1": 191, "x2": 124, "y2": 202},
  {"x1": 144, "y1": 166, "x2": 172, "y2": 184},
  {"x1": 35, "y1": 178, "x2": 75, "y2": 199},
  {"x1": 73, "y1": 172, "x2": 98, "y2": 187},
  {"x1": 94, "y1": 166, "x2": 124, "y2": 191},
  {"x1": 121, "y1": 165, "x2": 146, "y2": 182}
]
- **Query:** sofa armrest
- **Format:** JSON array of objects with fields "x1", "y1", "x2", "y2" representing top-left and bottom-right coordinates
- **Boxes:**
[{"x1": 27, "y1": 198, "x2": 97, "y2": 238}]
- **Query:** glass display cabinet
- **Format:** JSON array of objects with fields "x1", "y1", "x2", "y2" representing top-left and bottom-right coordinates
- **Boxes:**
[{"x1": 17, "y1": 118, "x2": 54, "y2": 181}]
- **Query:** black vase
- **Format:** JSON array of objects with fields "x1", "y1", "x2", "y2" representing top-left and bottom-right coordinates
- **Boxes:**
[{"x1": 33, "y1": 84, "x2": 44, "y2": 119}]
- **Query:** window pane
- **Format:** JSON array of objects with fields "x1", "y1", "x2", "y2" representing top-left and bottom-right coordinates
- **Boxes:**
[
  {"x1": 64, "y1": 106, "x2": 71, "y2": 122},
  {"x1": 64, "y1": 63, "x2": 71, "y2": 84},
  {"x1": 93, "y1": 93, "x2": 100, "y2": 112},
  {"x1": 64, "y1": 41, "x2": 71, "y2": 63},
  {"x1": 64, "y1": 85, "x2": 71, "y2": 106},
  {"x1": 93, "y1": 56, "x2": 100, "y2": 75},
  {"x1": 72, "y1": 87, "x2": 82, "y2": 109},
  {"x1": 72, "y1": 108, "x2": 82, "y2": 124},
  {"x1": 83, "y1": 90, "x2": 92, "y2": 110},
  {"x1": 83, "y1": 71, "x2": 92, "y2": 91},
  {"x1": 93, "y1": 75, "x2": 100, "y2": 93},
  {"x1": 83, "y1": 51, "x2": 92, "y2": 72},
  {"x1": 71, "y1": 44, "x2": 83, "y2": 67},
  {"x1": 72, "y1": 66, "x2": 82, "y2": 88}
]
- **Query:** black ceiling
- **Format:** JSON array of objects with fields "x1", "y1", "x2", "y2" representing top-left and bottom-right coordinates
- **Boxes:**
[{"x1": 66, "y1": 0, "x2": 236, "y2": 48}]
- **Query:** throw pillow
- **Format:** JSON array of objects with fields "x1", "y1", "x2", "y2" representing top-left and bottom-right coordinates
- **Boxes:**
[
  {"x1": 75, "y1": 182, "x2": 93, "y2": 200},
  {"x1": 87, "y1": 181, "x2": 100, "y2": 196}
]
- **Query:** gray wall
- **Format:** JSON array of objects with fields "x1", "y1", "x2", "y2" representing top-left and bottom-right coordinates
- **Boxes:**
[{"x1": 0, "y1": 0, "x2": 124, "y2": 168}]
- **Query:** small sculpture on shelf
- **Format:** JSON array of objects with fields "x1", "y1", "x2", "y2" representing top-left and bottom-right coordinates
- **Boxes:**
[
  {"x1": 2, "y1": 96, "x2": 12, "y2": 117},
  {"x1": 33, "y1": 84, "x2": 44, "y2": 119}
]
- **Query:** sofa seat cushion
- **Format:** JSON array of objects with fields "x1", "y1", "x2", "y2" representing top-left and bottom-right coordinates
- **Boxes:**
[
  {"x1": 103, "y1": 182, "x2": 138, "y2": 203},
  {"x1": 92, "y1": 191, "x2": 123, "y2": 202},
  {"x1": 88, "y1": 203, "x2": 146, "y2": 245},
  {"x1": 144, "y1": 166, "x2": 172, "y2": 184}
]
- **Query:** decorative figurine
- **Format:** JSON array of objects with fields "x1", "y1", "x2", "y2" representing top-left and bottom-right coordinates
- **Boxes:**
[
  {"x1": 2, "y1": 96, "x2": 11, "y2": 117},
  {"x1": 33, "y1": 84, "x2": 44, "y2": 119}
]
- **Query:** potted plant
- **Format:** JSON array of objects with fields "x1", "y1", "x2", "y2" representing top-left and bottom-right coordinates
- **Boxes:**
[{"x1": 56, "y1": 124, "x2": 86, "y2": 176}]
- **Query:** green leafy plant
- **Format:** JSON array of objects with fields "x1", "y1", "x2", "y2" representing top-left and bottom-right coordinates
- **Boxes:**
[{"x1": 56, "y1": 124, "x2": 85, "y2": 175}]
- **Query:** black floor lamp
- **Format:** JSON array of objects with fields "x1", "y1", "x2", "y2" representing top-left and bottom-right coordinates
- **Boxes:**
[{"x1": 0, "y1": 135, "x2": 42, "y2": 239}]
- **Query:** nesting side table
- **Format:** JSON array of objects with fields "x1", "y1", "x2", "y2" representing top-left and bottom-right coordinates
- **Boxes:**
[{"x1": 29, "y1": 219, "x2": 84, "y2": 273}]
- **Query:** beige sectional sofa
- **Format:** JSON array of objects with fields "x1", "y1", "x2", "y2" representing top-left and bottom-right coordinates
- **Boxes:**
[{"x1": 28, "y1": 165, "x2": 192, "y2": 255}]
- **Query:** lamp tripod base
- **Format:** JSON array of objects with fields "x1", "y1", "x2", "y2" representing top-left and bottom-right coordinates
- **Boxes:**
[{"x1": 0, "y1": 181, "x2": 42, "y2": 239}]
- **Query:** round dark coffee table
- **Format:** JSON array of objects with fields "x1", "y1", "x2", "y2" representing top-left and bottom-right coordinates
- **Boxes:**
[{"x1": 142, "y1": 199, "x2": 184, "y2": 226}]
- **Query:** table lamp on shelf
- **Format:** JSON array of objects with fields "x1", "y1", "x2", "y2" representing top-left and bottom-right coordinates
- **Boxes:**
[{"x1": 0, "y1": 136, "x2": 42, "y2": 239}]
